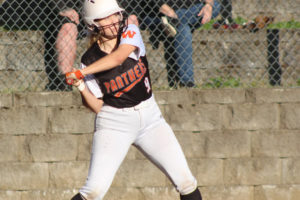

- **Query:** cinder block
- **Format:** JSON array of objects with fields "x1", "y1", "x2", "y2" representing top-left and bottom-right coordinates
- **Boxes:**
[
  {"x1": 20, "y1": 189, "x2": 77, "y2": 200},
  {"x1": 254, "y1": 185, "x2": 300, "y2": 200},
  {"x1": 189, "y1": 159, "x2": 224, "y2": 186},
  {"x1": 28, "y1": 135, "x2": 78, "y2": 162},
  {"x1": 224, "y1": 103, "x2": 279, "y2": 130},
  {"x1": 280, "y1": 104, "x2": 300, "y2": 129},
  {"x1": 105, "y1": 187, "x2": 145, "y2": 200},
  {"x1": 77, "y1": 134, "x2": 93, "y2": 161},
  {"x1": 203, "y1": 130, "x2": 251, "y2": 158},
  {"x1": 14, "y1": 92, "x2": 81, "y2": 107},
  {"x1": 282, "y1": 158, "x2": 300, "y2": 184},
  {"x1": 4, "y1": 31, "x2": 44, "y2": 71},
  {"x1": 0, "y1": 191, "x2": 21, "y2": 200},
  {"x1": 175, "y1": 132, "x2": 206, "y2": 158},
  {"x1": 201, "y1": 186, "x2": 254, "y2": 200},
  {"x1": 0, "y1": 107, "x2": 47, "y2": 134},
  {"x1": 154, "y1": 90, "x2": 203, "y2": 105},
  {"x1": 201, "y1": 89, "x2": 246, "y2": 104},
  {"x1": 49, "y1": 107, "x2": 95, "y2": 134},
  {"x1": 0, "y1": 163, "x2": 48, "y2": 190},
  {"x1": 140, "y1": 187, "x2": 178, "y2": 200},
  {"x1": 0, "y1": 135, "x2": 23, "y2": 162},
  {"x1": 176, "y1": 131, "x2": 251, "y2": 158},
  {"x1": 125, "y1": 146, "x2": 147, "y2": 160},
  {"x1": 112, "y1": 160, "x2": 168, "y2": 187},
  {"x1": 164, "y1": 104, "x2": 223, "y2": 131},
  {"x1": 48, "y1": 162, "x2": 89, "y2": 189},
  {"x1": 252, "y1": 130, "x2": 300, "y2": 157},
  {"x1": 255, "y1": 88, "x2": 300, "y2": 103},
  {"x1": 224, "y1": 158, "x2": 281, "y2": 185},
  {"x1": 0, "y1": 93, "x2": 12, "y2": 107}
]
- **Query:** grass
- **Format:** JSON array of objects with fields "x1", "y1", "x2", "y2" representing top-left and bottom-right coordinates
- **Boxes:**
[
  {"x1": 268, "y1": 20, "x2": 300, "y2": 29},
  {"x1": 198, "y1": 17, "x2": 300, "y2": 30},
  {"x1": 202, "y1": 77, "x2": 241, "y2": 88}
]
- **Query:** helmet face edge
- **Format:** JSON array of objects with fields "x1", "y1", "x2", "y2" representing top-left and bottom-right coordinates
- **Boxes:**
[{"x1": 83, "y1": 0, "x2": 124, "y2": 29}]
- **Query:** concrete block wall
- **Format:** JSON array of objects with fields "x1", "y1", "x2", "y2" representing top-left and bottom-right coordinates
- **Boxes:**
[{"x1": 1, "y1": 88, "x2": 300, "y2": 200}]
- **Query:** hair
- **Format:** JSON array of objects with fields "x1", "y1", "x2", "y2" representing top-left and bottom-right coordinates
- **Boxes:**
[{"x1": 87, "y1": 11, "x2": 128, "y2": 48}]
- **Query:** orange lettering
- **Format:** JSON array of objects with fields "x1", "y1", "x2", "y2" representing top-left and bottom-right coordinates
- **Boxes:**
[
  {"x1": 116, "y1": 76, "x2": 124, "y2": 89},
  {"x1": 128, "y1": 69, "x2": 136, "y2": 82},
  {"x1": 134, "y1": 65, "x2": 141, "y2": 78},
  {"x1": 121, "y1": 72, "x2": 129, "y2": 85},
  {"x1": 122, "y1": 30, "x2": 136, "y2": 39},
  {"x1": 104, "y1": 82, "x2": 111, "y2": 93},
  {"x1": 110, "y1": 80, "x2": 118, "y2": 92}
]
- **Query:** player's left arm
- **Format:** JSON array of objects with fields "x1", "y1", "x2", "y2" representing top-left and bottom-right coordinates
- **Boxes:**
[
  {"x1": 81, "y1": 44, "x2": 137, "y2": 75},
  {"x1": 66, "y1": 24, "x2": 142, "y2": 82},
  {"x1": 82, "y1": 23, "x2": 142, "y2": 75}
]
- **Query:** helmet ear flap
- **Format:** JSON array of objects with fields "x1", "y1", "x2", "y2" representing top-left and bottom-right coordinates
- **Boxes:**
[
  {"x1": 87, "y1": 24, "x2": 100, "y2": 33},
  {"x1": 93, "y1": 26, "x2": 100, "y2": 33}
]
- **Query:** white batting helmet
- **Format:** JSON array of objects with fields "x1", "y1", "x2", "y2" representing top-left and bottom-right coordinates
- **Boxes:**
[{"x1": 83, "y1": 0, "x2": 124, "y2": 29}]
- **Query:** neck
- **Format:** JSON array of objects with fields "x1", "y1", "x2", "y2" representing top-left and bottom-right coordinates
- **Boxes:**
[{"x1": 98, "y1": 37, "x2": 118, "y2": 53}]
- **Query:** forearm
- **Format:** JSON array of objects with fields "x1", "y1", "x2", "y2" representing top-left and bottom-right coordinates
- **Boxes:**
[
  {"x1": 82, "y1": 44, "x2": 136, "y2": 76},
  {"x1": 80, "y1": 86, "x2": 103, "y2": 114},
  {"x1": 56, "y1": 23, "x2": 78, "y2": 74}
]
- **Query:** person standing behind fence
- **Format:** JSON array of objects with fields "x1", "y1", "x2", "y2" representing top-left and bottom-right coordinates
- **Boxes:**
[
  {"x1": 0, "y1": 0, "x2": 85, "y2": 91},
  {"x1": 158, "y1": 0, "x2": 221, "y2": 88},
  {"x1": 66, "y1": 0, "x2": 203, "y2": 199}
]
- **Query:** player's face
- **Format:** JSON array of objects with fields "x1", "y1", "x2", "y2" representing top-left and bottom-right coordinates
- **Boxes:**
[{"x1": 94, "y1": 13, "x2": 122, "y2": 39}]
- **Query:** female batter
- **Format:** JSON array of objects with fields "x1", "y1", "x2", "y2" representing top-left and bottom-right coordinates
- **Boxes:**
[{"x1": 67, "y1": 0, "x2": 202, "y2": 199}]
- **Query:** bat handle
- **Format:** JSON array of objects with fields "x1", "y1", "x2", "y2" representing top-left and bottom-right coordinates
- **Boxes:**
[{"x1": 66, "y1": 78, "x2": 74, "y2": 85}]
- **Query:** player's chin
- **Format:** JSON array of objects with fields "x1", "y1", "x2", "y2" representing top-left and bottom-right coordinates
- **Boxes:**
[
  {"x1": 104, "y1": 31, "x2": 119, "y2": 39},
  {"x1": 103, "y1": 34, "x2": 118, "y2": 40}
]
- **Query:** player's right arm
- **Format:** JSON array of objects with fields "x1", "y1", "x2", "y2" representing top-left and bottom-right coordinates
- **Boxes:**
[
  {"x1": 79, "y1": 83, "x2": 103, "y2": 114},
  {"x1": 72, "y1": 76, "x2": 103, "y2": 114}
]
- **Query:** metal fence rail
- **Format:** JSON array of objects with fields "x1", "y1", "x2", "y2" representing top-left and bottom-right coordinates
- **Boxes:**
[{"x1": 0, "y1": 0, "x2": 299, "y2": 92}]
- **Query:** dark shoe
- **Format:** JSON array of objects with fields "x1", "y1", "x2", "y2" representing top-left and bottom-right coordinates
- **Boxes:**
[
  {"x1": 179, "y1": 82, "x2": 195, "y2": 88},
  {"x1": 213, "y1": 19, "x2": 225, "y2": 29},
  {"x1": 229, "y1": 23, "x2": 239, "y2": 29},
  {"x1": 213, "y1": 19, "x2": 239, "y2": 30},
  {"x1": 71, "y1": 193, "x2": 86, "y2": 200}
]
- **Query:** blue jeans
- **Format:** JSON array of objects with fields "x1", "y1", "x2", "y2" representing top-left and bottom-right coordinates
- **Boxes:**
[{"x1": 171, "y1": 1, "x2": 221, "y2": 85}]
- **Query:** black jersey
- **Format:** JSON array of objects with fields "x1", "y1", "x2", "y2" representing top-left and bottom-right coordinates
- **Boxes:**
[{"x1": 81, "y1": 24, "x2": 152, "y2": 108}]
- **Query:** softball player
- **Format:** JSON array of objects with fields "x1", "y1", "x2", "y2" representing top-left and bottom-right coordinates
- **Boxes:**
[{"x1": 67, "y1": 0, "x2": 202, "y2": 200}]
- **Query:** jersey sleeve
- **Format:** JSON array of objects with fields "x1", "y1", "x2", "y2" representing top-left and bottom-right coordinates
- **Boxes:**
[
  {"x1": 80, "y1": 63, "x2": 103, "y2": 98},
  {"x1": 120, "y1": 24, "x2": 146, "y2": 60}
]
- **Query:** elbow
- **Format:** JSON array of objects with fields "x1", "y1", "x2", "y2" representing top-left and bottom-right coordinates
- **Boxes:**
[
  {"x1": 114, "y1": 56, "x2": 126, "y2": 66},
  {"x1": 93, "y1": 101, "x2": 103, "y2": 114}
]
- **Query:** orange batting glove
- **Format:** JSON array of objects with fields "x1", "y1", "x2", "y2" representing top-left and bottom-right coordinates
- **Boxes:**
[{"x1": 65, "y1": 69, "x2": 85, "y2": 85}]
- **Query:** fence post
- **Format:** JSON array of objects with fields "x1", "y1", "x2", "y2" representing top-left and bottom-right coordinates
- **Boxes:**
[{"x1": 267, "y1": 29, "x2": 281, "y2": 86}]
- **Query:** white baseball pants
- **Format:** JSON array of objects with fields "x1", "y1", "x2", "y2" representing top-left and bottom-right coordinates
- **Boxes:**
[{"x1": 79, "y1": 95, "x2": 197, "y2": 200}]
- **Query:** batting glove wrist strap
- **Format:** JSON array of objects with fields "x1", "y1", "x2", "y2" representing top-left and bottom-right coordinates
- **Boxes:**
[{"x1": 77, "y1": 80, "x2": 86, "y2": 92}]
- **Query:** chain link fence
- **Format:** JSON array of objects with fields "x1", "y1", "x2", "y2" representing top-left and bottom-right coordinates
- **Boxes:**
[{"x1": 0, "y1": 0, "x2": 299, "y2": 92}]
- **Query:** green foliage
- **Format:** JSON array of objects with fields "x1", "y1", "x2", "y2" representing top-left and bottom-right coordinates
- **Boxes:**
[
  {"x1": 198, "y1": 17, "x2": 300, "y2": 30},
  {"x1": 268, "y1": 20, "x2": 300, "y2": 29},
  {"x1": 297, "y1": 78, "x2": 300, "y2": 86},
  {"x1": 202, "y1": 77, "x2": 241, "y2": 88},
  {"x1": 234, "y1": 16, "x2": 248, "y2": 25}
]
